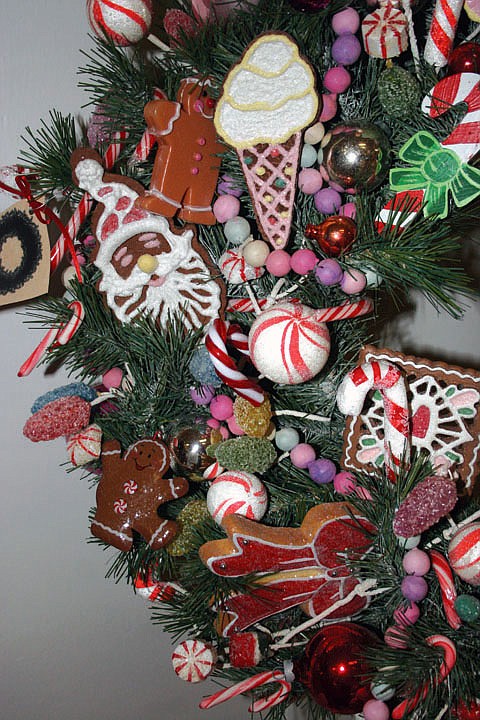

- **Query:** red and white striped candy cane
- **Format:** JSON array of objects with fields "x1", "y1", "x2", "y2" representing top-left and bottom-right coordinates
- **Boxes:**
[
  {"x1": 18, "y1": 301, "x2": 85, "y2": 377},
  {"x1": 424, "y1": 0, "x2": 464, "y2": 69},
  {"x1": 227, "y1": 297, "x2": 270, "y2": 313},
  {"x1": 392, "y1": 635, "x2": 456, "y2": 719},
  {"x1": 205, "y1": 319, "x2": 265, "y2": 406},
  {"x1": 430, "y1": 549, "x2": 462, "y2": 629},
  {"x1": 130, "y1": 88, "x2": 167, "y2": 164},
  {"x1": 313, "y1": 297, "x2": 373, "y2": 323},
  {"x1": 336, "y1": 359, "x2": 409, "y2": 481},
  {"x1": 199, "y1": 669, "x2": 291, "y2": 713}
]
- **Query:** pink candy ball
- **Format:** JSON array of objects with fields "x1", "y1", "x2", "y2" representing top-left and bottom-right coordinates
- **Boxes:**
[
  {"x1": 266, "y1": 249, "x2": 292, "y2": 277},
  {"x1": 226, "y1": 415, "x2": 245, "y2": 436},
  {"x1": 319, "y1": 93, "x2": 338, "y2": 121},
  {"x1": 339, "y1": 201, "x2": 356, "y2": 219},
  {"x1": 323, "y1": 66, "x2": 351, "y2": 94},
  {"x1": 402, "y1": 548, "x2": 431, "y2": 576},
  {"x1": 314, "y1": 187, "x2": 342, "y2": 214},
  {"x1": 190, "y1": 385, "x2": 215, "y2": 405},
  {"x1": 333, "y1": 471, "x2": 357, "y2": 494},
  {"x1": 298, "y1": 168, "x2": 323, "y2": 195},
  {"x1": 394, "y1": 602, "x2": 420, "y2": 626},
  {"x1": 290, "y1": 249, "x2": 318, "y2": 275},
  {"x1": 341, "y1": 268, "x2": 367, "y2": 294},
  {"x1": 210, "y1": 394, "x2": 234, "y2": 421},
  {"x1": 290, "y1": 443, "x2": 316, "y2": 469},
  {"x1": 213, "y1": 195, "x2": 241, "y2": 223},
  {"x1": 363, "y1": 699, "x2": 390, "y2": 720},
  {"x1": 102, "y1": 367, "x2": 123, "y2": 390},
  {"x1": 332, "y1": 7, "x2": 361, "y2": 35}
]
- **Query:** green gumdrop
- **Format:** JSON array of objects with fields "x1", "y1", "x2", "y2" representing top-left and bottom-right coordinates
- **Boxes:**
[
  {"x1": 378, "y1": 66, "x2": 421, "y2": 120},
  {"x1": 214, "y1": 437, "x2": 276, "y2": 474},
  {"x1": 168, "y1": 499, "x2": 210, "y2": 556},
  {"x1": 454, "y1": 594, "x2": 480, "y2": 622}
]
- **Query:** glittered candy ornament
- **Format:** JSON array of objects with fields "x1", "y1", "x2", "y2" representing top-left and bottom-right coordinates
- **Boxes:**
[
  {"x1": 233, "y1": 395, "x2": 272, "y2": 437},
  {"x1": 86, "y1": 0, "x2": 153, "y2": 46},
  {"x1": 323, "y1": 121, "x2": 391, "y2": 190},
  {"x1": 448, "y1": 522, "x2": 480, "y2": 586},
  {"x1": 292, "y1": 622, "x2": 377, "y2": 713},
  {"x1": 305, "y1": 216, "x2": 357, "y2": 257}
]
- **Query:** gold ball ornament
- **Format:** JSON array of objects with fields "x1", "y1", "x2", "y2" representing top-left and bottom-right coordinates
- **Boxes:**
[
  {"x1": 137, "y1": 253, "x2": 159, "y2": 273},
  {"x1": 233, "y1": 395, "x2": 272, "y2": 437},
  {"x1": 323, "y1": 121, "x2": 391, "y2": 190},
  {"x1": 169, "y1": 423, "x2": 222, "y2": 481}
]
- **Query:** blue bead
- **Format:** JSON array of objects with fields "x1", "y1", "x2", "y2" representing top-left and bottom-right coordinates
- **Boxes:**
[
  {"x1": 300, "y1": 143, "x2": 317, "y2": 168},
  {"x1": 31, "y1": 382, "x2": 97, "y2": 414},
  {"x1": 275, "y1": 427, "x2": 300, "y2": 452},
  {"x1": 224, "y1": 217, "x2": 251, "y2": 245}
]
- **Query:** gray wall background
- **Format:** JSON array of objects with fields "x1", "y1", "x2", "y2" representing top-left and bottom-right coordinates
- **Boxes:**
[{"x1": 0, "y1": 3, "x2": 478, "y2": 719}]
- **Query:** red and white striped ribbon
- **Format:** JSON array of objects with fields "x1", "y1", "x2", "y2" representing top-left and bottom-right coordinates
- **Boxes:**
[
  {"x1": 337, "y1": 359, "x2": 410, "y2": 481},
  {"x1": 205, "y1": 319, "x2": 265, "y2": 406},
  {"x1": 424, "y1": 0, "x2": 464, "y2": 69},
  {"x1": 430, "y1": 549, "x2": 462, "y2": 629},
  {"x1": 392, "y1": 635, "x2": 456, "y2": 719},
  {"x1": 199, "y1": 669, "x2": 291, "y2": 713}
]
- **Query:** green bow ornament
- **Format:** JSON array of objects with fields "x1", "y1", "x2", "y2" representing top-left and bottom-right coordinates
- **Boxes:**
[{"x1": 389, "y1": 131, "x2": 480, "y2": 218}]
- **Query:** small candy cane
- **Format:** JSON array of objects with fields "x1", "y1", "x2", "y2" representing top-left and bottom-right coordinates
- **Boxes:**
[
  {"x1": 313, "y1": 297, "x2": 373, "y2": 323},
  {"x1": 424, "y1": 0, "x2": 465, "y2": 69},
  {"x1": 392, "y1": 635, "x2": 457, "y2": 719},
  {"x1": 205, "y1": 319, "x2": 265, "y2": 406},
  {"x1": 430, "y1": 549, "x2": 462, "y2": 629},
  {"x1": 130, "y1": 88, "x2": 167, "y2": 165},
  {"x1": 18, "y1": 301, "x2": 85, "y2": 377},
  {"x1": 336, "y1": 359, "x2": 410, "y2": 481},
  {"x1": 227, "y1": 297, "x2": 270, "y2": 313},
  {"x1": 199, "y1": 669, "x2": 291, "y2": 713}
]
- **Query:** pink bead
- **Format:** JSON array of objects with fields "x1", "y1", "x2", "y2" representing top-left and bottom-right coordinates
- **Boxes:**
[
  {"x1": 339, "y1": 201, "x2": 356, "y2": 219},
  {"x1": 213, "y1": 195, "x2": 240, "y2": 223},
  {"x1": 102, "y1": 367, "x2": 123, "y2": 390},
  {"x1": 333, "y1": 471, "x2": 357, "y2": 494},
  {"x1": 319, "y1": 93, "x2": 338, "y2": 121},
  {"x1": 363, "y1": 699, "x2": 390, "y2": 720},
  {"x1": 266, "y1": 249, "x2": 291, "y2": 277},
  {"x1": 354, "y1": 484, "x2": 373, "y2": 500},
  {"x1": 290, "y1": 249, "x2": 318, "y2": 275},
  {"x1": 190, "y1": 385, "x2": 215, "y2": 405},
  {"x1": 402, "y1": 548, "x2": 431, "y2": 576},
  {"x1": 219, "y1": 425, "x2": 230, "y2": 440},
  {"x1": 341, "y1": 268, "x2": 367, "y2": 294},
  {"x1": 226, "y1": 415, "x2": 245, "y2": 436},
  {"x1": 290, "y1": 443, "x2": 316, "y2": 469},
  {"x1": 83, "y1": 234, "x2": 96, "y2": 248},
  {"x1": 207, "y1": 418, "x2": 220, "y2": 429},
  {"x1": 210, "y1": 394, "x2": 234, "y2": 421},
  {"x1": 74, "y1": 252, "x2": 86, "y2": 266},
  {"x1": 298, "y1": 168, "x2": 323, "y2": 195},
  {"x1": 384, "y1": 626, "x2": 408, "y2": 649},
  {"x1": 323, "y1": 66, "x2": 351, "y2": 94},
  {"x1": 332, "y1": 7, "x2": 361, "y2": 35},
  {"x1": 394, "y1": 602, "x2": 420, "y2": 626}
]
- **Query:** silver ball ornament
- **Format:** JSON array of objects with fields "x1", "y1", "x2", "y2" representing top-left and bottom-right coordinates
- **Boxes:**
[{"x1": 323, "y1": 121, "x2": 391, "y2": 190}]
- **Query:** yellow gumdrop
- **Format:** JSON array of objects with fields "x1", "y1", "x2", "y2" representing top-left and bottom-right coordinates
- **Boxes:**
[
  {"x1": 233, "y1": 395, "x2": 272, "y2": 437},
  {"x1": 137, "y1": 253, "x2": 158, "y2": 273}
]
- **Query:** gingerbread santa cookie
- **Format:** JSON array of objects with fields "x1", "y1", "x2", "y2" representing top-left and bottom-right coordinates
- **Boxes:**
[
  {"x1": 136, "y1": 77, "x2": 225, "y2": 224},
  {"x1": 91, "y1": 437, "x2": 189, "y2": 551},
  {"x1": 71, "y1": 149, "x2": 225, "y2": 328}
]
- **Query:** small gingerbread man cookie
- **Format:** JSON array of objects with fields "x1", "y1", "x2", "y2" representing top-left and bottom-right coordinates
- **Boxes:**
[{"x1": 91, "y1": 437, "x2": 189, "y2": 551}]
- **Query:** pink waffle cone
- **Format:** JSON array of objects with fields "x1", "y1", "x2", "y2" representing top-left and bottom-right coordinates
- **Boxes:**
[{"x1": 237, "y1": 131, "x2": 301, "y2": 250}]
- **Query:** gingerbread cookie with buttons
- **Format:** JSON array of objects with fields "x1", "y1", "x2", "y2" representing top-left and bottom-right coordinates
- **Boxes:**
[
  {"x1": 91, "y1": 437, "x2": 189, "y2": 551},
  {"x1": 136, "y1": 77, "x2": 225, "y2": 224}
]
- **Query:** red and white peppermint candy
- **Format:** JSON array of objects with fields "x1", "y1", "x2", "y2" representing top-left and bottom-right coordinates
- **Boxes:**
[
  {"x1": 87, "y1": 0, "x2": 153, "y2": 46},
  {"x1": 207, "y1": 471, "x2": 268, "y2": 525},
  {"x1": 66, "y1": 423, "x2": 102, "y2": 466},
  {"x1": 114, "y1": 498, "x2": 128, "y2": 514},
  {"x1": 337, "y1": 359, "x2": 410, "y2": 481},
  {"x1": 199, "y1": 669, "x2": 292, "y2": 713},
  {"x1": 218, "y1": 248, "x2": 264, "y2": 285},
  {"x1": 123, "y1": 479, "x2": 138, "y2": 494},
  {"x1": 448, "y1": 522, "x2": 480, "y2": 586},
  {"x1": 172, "y1": 639, "x2": 217, "y2": 683},
  {"x1": 424, "y1": 0, "x2": 464, "y2": 68},
  {"x1": 429, "y1": 549, "x2": 461, "y2": 629},
  {"x1": 361, "y1": 5, "x2": 408, "y2": 59}
]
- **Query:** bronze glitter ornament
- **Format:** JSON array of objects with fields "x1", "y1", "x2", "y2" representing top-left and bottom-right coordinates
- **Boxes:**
[
  {"x1": 323, "y1": 121, "x2": 391, "y2": 190},
  {"x1": 169, "y1": 423, "x2": 222, "y2": 481},
  {"x1": 233, "y1": 395, "x2": 272, "y2": 437}
]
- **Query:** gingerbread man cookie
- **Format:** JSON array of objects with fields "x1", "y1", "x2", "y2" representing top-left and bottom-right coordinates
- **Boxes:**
[
  {"x1": 91, "y1": 437, "x2": 189, "y2": 551},
  {"x1": 136, "y1": 78, "x2": 225, "y2": 224}
]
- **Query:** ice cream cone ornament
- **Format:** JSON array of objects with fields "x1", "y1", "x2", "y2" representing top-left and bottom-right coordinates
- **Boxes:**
[{"x1": 214, "y1": 33, "x2": 319, "y2": 250}]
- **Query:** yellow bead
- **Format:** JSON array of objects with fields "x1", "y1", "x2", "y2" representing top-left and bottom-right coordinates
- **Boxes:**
[
  {"x1": 255, "y1": 167, "x2": 266, "y2": 176},
  {"x1": 264, "y1": 194, "x2": 273, "y2": 203},
  {"x1": 284, "y1": 166, "x2": 293, "y2": 176},
  {"x1": 137, "y1": 254, "x2": 158, "y2": 273}
]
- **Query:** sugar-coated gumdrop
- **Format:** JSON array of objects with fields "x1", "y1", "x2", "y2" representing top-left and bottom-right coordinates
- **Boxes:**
[
  {"x1": 233, "y1": 395, "x2": 272, "y2": 437},
  {"x1": 24, "y1": 396, "x2": 91, "y2": 442}
]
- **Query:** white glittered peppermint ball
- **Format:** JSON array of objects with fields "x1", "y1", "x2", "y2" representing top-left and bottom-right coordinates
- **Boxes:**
[
  {"x1": 248, "y1": 301, "x2": 331, "y2": 384},
  {"x1": 207, "y1": 470, "x2": 268, "y2": 525},
  {"x1": 172, "y1": 639, "x2": 217, "y2": 683},
  {"x1": 218, "y1": 247, "x2": 264, "y2": 284},
  {"x1": 448, "y1": 522, "x2": 480, "y2": 586},
  {"x1": 66, "y1": 423, "x2": 102, "y2": 466},
  {"x1": 87, "y1": 0, "x2": 153, "y2": 46}
]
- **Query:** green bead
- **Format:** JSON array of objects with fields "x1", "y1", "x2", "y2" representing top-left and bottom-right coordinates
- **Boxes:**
[
  {"x1": 377, "y1": 66, "x2": 421, "y2": 120},
  {"x1": 454, "y1": 594, "x2": 480, "y2": 622}
]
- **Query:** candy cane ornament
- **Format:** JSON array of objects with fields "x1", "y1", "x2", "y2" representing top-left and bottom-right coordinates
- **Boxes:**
[
  {"x1": 424, "y1": 0, "x2": 465, "y2": 69},
  {"x1": 199, "y1": 669, "x2": 292, "y2": 713},
  {"x1": 130, "y1": 88, "x2": 167, "y2": 165},
  {"x1": 336, "y1": 359, "x2": 409, "y2": 481},
  {"x1": 392, "y1": 635, "x2": 457, "y2": 719},
  {"x1": 429, "y1": 549, "x2": 462, "y2": 629}
]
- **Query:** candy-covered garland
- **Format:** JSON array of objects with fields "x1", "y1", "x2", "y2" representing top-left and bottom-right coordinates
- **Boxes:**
[{"x1": 5, "y1": 0, "x2": 480, "y2": 718}]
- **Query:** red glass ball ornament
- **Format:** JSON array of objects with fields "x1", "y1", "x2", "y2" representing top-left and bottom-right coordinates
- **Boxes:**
[
  {"x1": 305, "y1": 216, "x2": 357, "y2": 257},
  {"x1": 288, "y1": 0, "x2": 331, "y2": 10},
  {"x1": 293, "y1": 622, "x2": 377, "y2": 714},
  {"x1": 448, "y1": 43, "x2": 480, "y2": 74},
  {"x1": 453, "y1": 700, "x2": 480, "y2": 720}
]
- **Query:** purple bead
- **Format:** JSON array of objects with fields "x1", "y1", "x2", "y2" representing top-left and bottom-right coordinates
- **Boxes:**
[
  {"x1": 308, "y1": 458, "x2": 336, "y2": 484},
  {"x1": 401, "y1": 575, "x2": 428, "y2": 602},
  {"x1": 217, "y1": 174, "x2": 243, "y2": 198},
  {"x1": 314, "y1": 187, "x2": 342, "y2": 214},
  {"x1": 315, "y1": 258, "x2": 343, "y2": 286},
  {"x1": 331, "y1": 33, "x2": 362, "y2": 66},
  {"x1": 190, "y1": 384, "x2": 215, "y2": 405}
]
